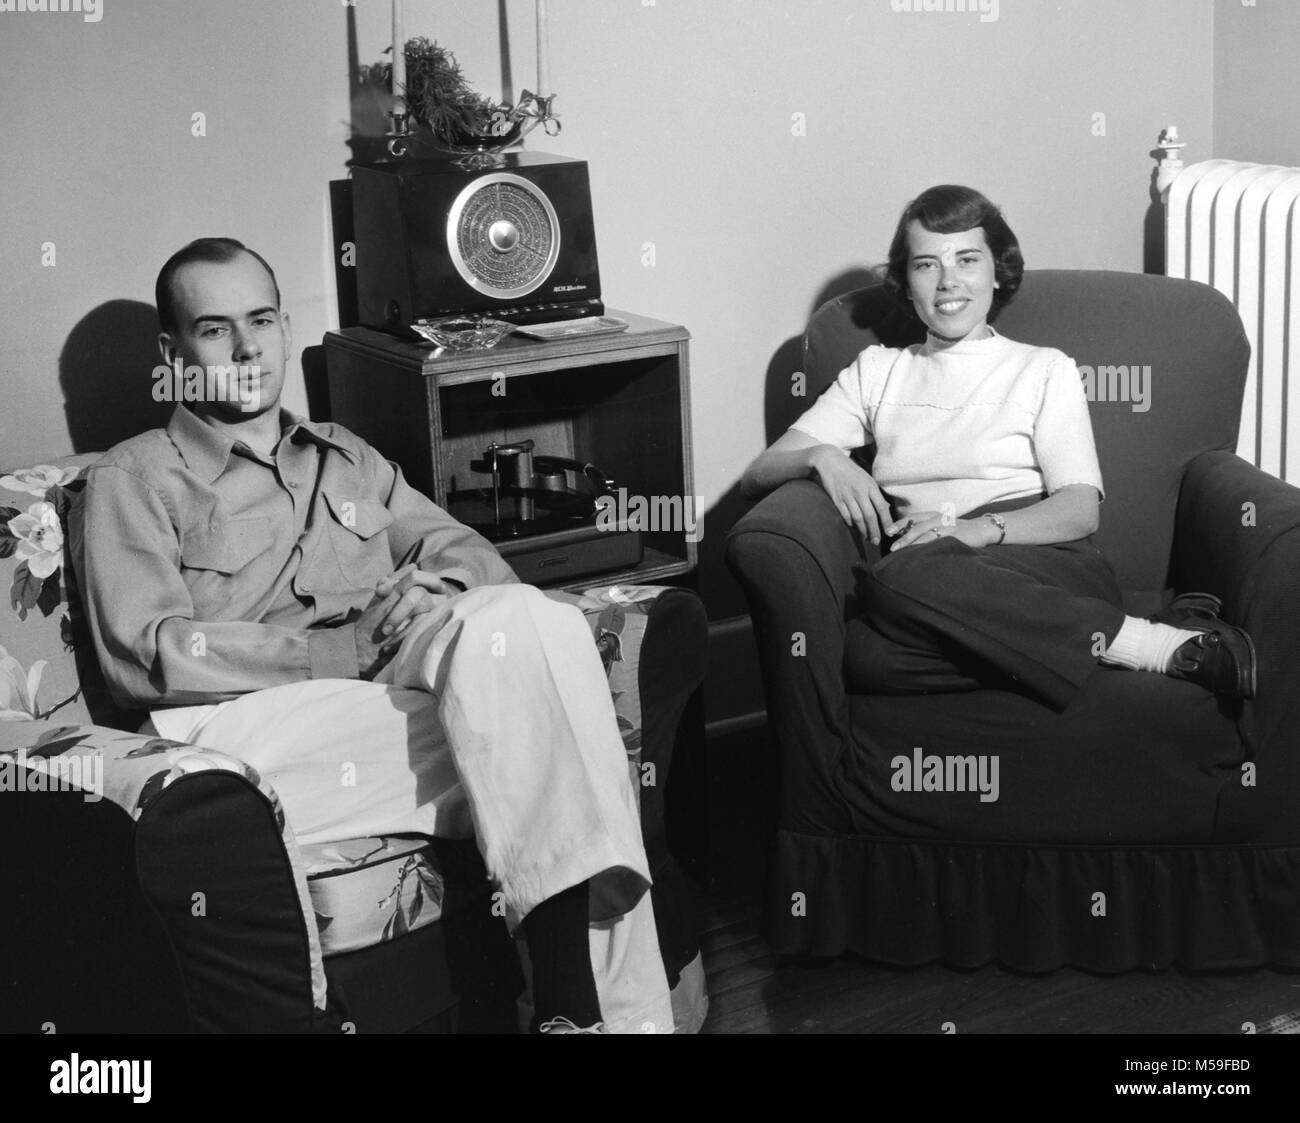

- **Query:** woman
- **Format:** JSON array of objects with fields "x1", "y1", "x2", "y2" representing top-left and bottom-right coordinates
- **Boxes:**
[{"x1": 741, "y1": 184, "x2": 1254, "y2": 709}]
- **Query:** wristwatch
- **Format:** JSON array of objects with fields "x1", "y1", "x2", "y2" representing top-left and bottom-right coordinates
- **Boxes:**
[{"x1": 981, "y1": 512, "x2": 1007, "y2": 544}]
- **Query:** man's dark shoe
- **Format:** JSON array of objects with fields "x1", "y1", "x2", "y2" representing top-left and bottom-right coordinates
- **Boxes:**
[
  {"x1": 1168, "y1": 623, "x2": 1257, "y2": 700},
  {"x1": 1149, "y1": 592, "x2": 1223, "y2": 627}
]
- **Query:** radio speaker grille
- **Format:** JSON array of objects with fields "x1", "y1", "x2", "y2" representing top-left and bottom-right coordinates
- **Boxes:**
[{"x1": 448, "y1": 173, "x2": 561, "y2": 299}]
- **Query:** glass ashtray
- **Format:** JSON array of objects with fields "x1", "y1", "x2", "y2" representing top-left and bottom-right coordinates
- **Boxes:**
[{"x1": 410, "y1": 316, "x2": 514, "y2": 352}]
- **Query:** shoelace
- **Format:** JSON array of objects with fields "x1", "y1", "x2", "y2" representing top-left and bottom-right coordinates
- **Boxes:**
[{"x1": 538, "y1": 1016, "x2": 605, "y2": 1034}]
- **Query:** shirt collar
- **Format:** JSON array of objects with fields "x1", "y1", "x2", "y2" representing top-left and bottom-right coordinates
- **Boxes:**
[
  {"x1": 166, "y1": 406, "x2": 355, "y2": 482},
  {"x1": 281, "y1": 414, "x2": 356, "y2": 460},
  {"x1": 920, "y1": 323, "x2": 1004, "y2": 357}
]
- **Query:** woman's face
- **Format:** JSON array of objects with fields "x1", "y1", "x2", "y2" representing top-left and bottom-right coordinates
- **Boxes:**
[{"x1": 904, "y1": 221, "x2": 999, "y2": 343}]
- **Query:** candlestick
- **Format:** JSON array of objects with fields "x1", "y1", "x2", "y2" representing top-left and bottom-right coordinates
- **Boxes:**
[
  {"x1": 392, "y1": 0, "x2": 407, "y2": 117},
  {"x1": 536, "y1": 0, "x2": 549, "y2": 96}
]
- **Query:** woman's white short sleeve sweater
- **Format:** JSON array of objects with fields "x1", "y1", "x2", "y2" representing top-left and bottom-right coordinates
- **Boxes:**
[{"x1": 789, "y1": 327, "x2": 1105, "y2": 519}]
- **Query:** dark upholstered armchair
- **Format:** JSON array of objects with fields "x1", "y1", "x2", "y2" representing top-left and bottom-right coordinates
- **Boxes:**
[{"x1": 726, "y1": 270, "x2": 1300, "y2": 970}]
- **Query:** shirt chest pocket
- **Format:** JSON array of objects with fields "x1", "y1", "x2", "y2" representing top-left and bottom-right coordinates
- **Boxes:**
[
  {"x1": 323, "y1": 492, "x2": 393, "y2": 539},
  {"x1": 180, "y1": 515, "x2": 274, "y2": 575},
  {"x1": 321, "y1": 491, "x2": 394, "y2": 588}
]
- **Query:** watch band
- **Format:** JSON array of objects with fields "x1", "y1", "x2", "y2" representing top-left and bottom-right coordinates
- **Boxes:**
[{"x1": 981, "y1": 511, "x2": 1007, "y2": 544}]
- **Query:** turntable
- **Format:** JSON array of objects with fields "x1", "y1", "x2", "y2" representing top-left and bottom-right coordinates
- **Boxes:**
[{"x1": 445, "y1": 439, "x2": 643, "y2": 586}]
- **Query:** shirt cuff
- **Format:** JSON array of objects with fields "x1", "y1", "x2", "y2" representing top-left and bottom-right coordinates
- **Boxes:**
[{"x1": 309, "y1": 625, "x2": 360, "y2": 680}]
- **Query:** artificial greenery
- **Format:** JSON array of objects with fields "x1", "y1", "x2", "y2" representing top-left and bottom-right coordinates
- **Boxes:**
[{"x1": 360, "y1": 37, "x2": 501, "y2": 144}]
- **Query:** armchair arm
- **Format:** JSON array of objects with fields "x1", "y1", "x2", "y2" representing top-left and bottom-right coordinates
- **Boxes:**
[
  {"x1": 1172, "y1": 450, "x2": 1300, "y2": 757},
  {"x1": 0, "y1": 723, "x2": 333, "y2": 1032},
  {"x1": 548, "y1": 583, "x2": 708, "y2": 986},
  {"x1": 725, "y1": 480, "x2": 867, "y2": 831}
]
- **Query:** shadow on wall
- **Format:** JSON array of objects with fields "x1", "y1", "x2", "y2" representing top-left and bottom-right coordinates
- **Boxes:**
[
  {"x1": 763, "y1": 267, "x2": 884, "y2": 444},
  {"x1": 60, "y1": 300, "x2": 172, "y2": 455},
  {"x1": 1142, "y1": 159, "x2": 1166, "y2": 276},
  {"x1": 696, "y1": 266, "x2": 886, "y2": 620}
]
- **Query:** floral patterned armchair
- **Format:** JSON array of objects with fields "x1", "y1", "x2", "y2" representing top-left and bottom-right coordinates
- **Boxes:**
[
  {"x1": 1, "y1": 461, "x2": 89, "y2": 723},
  {"x1": 1, "y1": 454, "x2": 708, "y2": 1033}
]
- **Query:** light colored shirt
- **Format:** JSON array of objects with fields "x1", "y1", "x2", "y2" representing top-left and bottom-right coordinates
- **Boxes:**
[
  {"x1": 790, "y1": 328, "x2": 1105, "y2": 519},
  {"x1": 76, "y1": 404, "x2": 517, "y2": 708}
]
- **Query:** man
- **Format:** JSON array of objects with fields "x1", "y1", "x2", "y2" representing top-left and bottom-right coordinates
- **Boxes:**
[{"x1": 77, "y1": 237, "x2": 671, "y2": 1034}]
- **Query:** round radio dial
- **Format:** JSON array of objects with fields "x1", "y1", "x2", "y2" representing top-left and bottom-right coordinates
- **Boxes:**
[{"x1": 446, "y1": 173, "x2": 562, "y2": 299}]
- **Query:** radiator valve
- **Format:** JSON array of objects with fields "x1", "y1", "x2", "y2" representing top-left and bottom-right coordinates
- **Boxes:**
[{"x1": 1155, "y1": 126, "x2": 1187, "y2": 195}]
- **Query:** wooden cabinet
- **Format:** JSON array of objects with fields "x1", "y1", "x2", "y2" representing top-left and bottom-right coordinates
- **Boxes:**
[{"x1": 323, "y1": 312, "x2": 696, "y2": 591}]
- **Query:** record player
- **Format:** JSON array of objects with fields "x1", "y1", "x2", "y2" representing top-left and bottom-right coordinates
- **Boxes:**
[{"x1": 445, "y1": 439, "x2": 643, "y2": 586}]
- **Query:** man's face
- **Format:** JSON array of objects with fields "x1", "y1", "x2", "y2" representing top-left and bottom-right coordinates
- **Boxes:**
[{"x1": 158, "y1": 252, "x2": 291, "y2": 421}]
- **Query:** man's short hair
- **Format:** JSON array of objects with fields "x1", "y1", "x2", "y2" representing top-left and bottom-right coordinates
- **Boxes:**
[
  {"x1": 155, "y1": 237, "x2": 281, "y2": 334},
  {"x1": 883, "y1": 185, "x2": 1024, "y2": 321}
]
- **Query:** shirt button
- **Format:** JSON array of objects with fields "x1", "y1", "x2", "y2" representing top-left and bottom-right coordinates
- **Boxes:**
[
  {"x1": 288, "y1": 481, "x2": 300, "y2": 489},
  {"x1": 300, "y1": 582, "x2": 312, "y2": 593}
]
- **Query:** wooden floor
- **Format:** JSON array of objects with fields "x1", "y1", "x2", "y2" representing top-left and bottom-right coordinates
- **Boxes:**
[
  {"x1": 696, "y1": 892, "x2": 1300, "y2": 1035},
  {"x1": 684, "y1": 726, "x2": 1300, "y2": 1037}
]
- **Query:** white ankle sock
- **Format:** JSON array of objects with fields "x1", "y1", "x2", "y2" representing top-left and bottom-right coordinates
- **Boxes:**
[{"x1": 1101, "y1": 617, "x2": 1201, "y2": 673}]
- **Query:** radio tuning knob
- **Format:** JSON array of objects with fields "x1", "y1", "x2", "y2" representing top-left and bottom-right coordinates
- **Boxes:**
[{"x1": 489, "y1": 220, "x2": 520, "y2": 252}]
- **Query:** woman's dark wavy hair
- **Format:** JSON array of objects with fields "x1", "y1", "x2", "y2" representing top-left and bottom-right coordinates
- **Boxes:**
[{"x1": 883, "y1": 185, "x2": 1024, "y2": 321}]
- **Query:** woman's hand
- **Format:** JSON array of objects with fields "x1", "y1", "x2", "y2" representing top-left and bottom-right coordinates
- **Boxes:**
[
  {"x1": 740, "y1": 430, "x2": 894, "y2": 546},
  {"x1": 888, "y1": 486, "x2": 1101, "y2": 551},
  {"x1": 807, "y1": 445, "x2": 894, "y2": 547},
  {"x1": 887, "y1": 511, "x2": 995, "y2": 551}
]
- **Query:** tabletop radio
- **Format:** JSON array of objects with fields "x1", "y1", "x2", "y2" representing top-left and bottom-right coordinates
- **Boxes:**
[{"x1": 352, "y1": 151, "x2": 603, "y2": 331}]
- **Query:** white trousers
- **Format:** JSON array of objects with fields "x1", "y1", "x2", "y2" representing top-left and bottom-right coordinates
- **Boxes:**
[{"x1": 148, "y1": 583, "x2": 672, "y2": 1034}]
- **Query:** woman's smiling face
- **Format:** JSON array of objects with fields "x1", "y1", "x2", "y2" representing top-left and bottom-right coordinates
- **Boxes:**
[{"x1": 905, "y1": 221, "x2": 999, "y2": 343}]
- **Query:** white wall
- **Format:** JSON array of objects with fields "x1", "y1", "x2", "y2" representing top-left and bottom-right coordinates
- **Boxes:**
[{"x1": 1213, "y1": 0, "x2": 1300, "y2": 165}]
